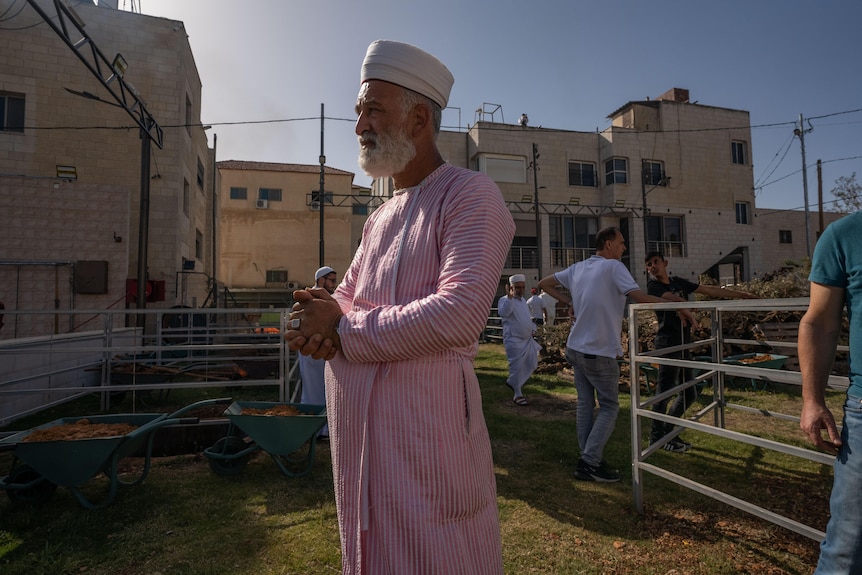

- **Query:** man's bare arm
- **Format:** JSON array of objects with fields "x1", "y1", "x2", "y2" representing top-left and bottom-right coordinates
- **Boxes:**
[{"x1": 799, "y1": 282, "x2": 845, "y2": 454}]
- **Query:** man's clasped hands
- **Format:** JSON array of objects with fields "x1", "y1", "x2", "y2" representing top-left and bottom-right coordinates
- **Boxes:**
[{"x1": 285, "y1": 287, "x2": 344, "y2": 360}]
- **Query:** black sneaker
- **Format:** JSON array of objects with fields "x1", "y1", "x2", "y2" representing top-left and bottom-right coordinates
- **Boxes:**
[
  {"x1": 574, "y1": 459, "x2": 620, "y2": 483},
  {"x1": 662, "y1": 438, "x2": 689, "y2": 453}
]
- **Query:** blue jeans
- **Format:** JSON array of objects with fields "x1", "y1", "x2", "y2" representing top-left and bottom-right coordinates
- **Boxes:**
[
  {"x1": 565, "y1": 348, "x2": 620, "y2": 468},
  {"x1": 816, "y1": 394, "x2": 862, "y2": 574}
]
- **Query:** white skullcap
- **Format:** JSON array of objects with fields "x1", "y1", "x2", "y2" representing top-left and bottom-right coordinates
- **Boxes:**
[
  {"x1": 509, "y1": 274, "x2": 526, "y2": 285},
  {"x1": 360, "y1": 40, "x2": 454, "y2": 109},
  {"x1": 315, "y1": 266, "x2": 335, "y2": 281}
]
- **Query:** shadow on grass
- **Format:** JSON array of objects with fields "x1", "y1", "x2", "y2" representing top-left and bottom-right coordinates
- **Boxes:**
[{"x1": 480, "y1": 343, "x2": 824, "y2": 571}]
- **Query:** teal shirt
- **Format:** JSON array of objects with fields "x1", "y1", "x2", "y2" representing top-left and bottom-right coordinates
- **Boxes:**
[{"x1": 809, "y1": 211, "x2": 862, "y2": 396}]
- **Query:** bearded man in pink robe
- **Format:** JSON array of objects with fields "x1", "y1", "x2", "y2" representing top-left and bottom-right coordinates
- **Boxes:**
[{"x1": 285, "y1": 40, "x2": 515, "y2": 574}]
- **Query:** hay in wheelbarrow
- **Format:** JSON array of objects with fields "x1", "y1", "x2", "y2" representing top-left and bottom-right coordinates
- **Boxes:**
[
  {"x1": 723, "y1": 352, "x2": 789, "y2": 390},
  {"x1": 0, "y1": 398, "x2": 231, "y2": 509},
  {"x1": 204, "y1": 401, "x2": 327, "y2": 478}
]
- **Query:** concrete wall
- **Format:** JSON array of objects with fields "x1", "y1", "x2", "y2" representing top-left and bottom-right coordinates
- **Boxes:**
[{"x1": 0, "y1": 1, "x2": 213, "y2": 331}]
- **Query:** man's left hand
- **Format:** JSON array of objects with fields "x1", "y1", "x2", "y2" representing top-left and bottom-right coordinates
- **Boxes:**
[{"x1": 285, "y1": 288, "x2": 343, "y2": 360}]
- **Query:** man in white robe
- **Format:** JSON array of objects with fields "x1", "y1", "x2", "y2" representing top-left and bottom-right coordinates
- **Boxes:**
[
  {"x1": 498, "y1": 274, "x2": 540, "y2": 405},
  {"x1": 286, "y1": 40, "x2": 515, "y2": 575}
]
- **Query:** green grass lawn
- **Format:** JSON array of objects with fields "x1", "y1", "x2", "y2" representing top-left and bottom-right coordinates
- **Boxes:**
[{"x1": 0, "y1": 343, "x2": 835, "y2": 574}]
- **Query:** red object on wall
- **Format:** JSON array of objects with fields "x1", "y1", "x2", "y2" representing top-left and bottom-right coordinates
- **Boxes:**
[{"x1": 125, "y1": 279, "x2": 166, "y2": 303}]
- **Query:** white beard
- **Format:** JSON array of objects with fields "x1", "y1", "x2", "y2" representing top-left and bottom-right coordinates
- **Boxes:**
[{"x1": 357, "y1": 124, "x2": 416, "y2": 179}]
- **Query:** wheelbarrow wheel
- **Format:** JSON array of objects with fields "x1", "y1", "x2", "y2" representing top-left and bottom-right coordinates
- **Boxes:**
[
  {"x1": 6, "y1": 464, "x2": 57, "y2": 505},
  {"x1": 138, "y1": 387, "x2": 171, "y2": 407},
  {"x1": 207, "y1": 436, "x2": 250, "y2": 476}
]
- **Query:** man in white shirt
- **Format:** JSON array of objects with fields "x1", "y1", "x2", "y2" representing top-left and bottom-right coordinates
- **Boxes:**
[
  {"x1": 539, "y1": 227, "x2": 693, "y2": 483},
  {"x1": 526, "y1": 288, "x2": 545, "y2": 326}
]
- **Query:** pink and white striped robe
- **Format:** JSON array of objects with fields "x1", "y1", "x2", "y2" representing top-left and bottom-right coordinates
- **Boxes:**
[{"x1": 326, "y1": 163, "x2": 515, "y2": 574}]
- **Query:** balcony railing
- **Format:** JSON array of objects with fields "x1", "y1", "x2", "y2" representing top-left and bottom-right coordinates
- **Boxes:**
[
  {"x1": 550, "y1": 247, "x2": 594, "y2": 268},
  {"x1": 505, "y1": 246, "x2": 538, "y2": 269},
  {"x1": 647, "y1": 241, "x2": 686, "y2": 257}
]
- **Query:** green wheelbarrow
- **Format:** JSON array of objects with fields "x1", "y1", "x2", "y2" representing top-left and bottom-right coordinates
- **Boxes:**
[
  {"x1": 203, "y1": 401, "x2": 327, "y2": 478},
  {"x1": 0, "y1": 397, "x2": 231, "y2": 509},
  {"x1": 723, "y1": 353, "x2": 789, "y2": 391}
]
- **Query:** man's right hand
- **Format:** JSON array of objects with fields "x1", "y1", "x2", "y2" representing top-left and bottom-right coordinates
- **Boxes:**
[{"x1": 800, "y1": 400, "x2": 842, "y2": 455}]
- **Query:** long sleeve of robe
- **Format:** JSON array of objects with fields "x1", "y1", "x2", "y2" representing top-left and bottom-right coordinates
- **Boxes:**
[{"x1": 326, "y1": 164, "x2": 515, "y2": 575}]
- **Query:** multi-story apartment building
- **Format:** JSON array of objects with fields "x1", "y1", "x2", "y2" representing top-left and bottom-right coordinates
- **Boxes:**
[
  {"x1": 1, "y1": 0, "x2": 840, "y2": 342},
  {"x1": 438, "y1": 88, "x2": 836, "y2": 290},
  {"x1": 0, "y1": 0, "x2": 213, "y2": 337},
  {"x1": 216, "y1": 161, "x2": 372, "y2": 307}
]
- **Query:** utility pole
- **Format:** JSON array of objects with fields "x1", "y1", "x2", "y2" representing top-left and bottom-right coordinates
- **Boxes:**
[
  {"x1": 817, "y1": 159, "x2": 824, "y2": 237},
  {"x1": 794, "y1": 114, "x2": 813, "y2": 258},
  {"x1": 211, "y1": 133, "x2": 218, "y2": 305},
  {"x1": 319, "y1": 103, "x2": 326, "y2": 267},
  {"x1": 531, "y1": 143, "x2": 542, "y2": 281},
  {"x1": 641, "y1": 160, "x2": 650, "y2": 255}
]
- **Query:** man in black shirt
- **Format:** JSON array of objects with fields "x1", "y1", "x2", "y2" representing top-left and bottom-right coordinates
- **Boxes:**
[{"x1": 645, "y1": 251, "x2": 757, "y2": 452}]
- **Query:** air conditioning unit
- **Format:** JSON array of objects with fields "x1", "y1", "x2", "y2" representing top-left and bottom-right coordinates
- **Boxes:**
[
  {"x1": 256, "y1": 199, "x2": 268, "y2": 209},
  {"x1": 310, "y1": 201, "x2": 320, "y2": 211},
  {"x1": 284, "y1": 281, "x2": 300, "y2": 290}
]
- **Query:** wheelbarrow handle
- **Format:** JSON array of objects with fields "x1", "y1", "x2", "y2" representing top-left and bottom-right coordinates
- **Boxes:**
[
  {"x1": 174, "y1": 417, "x2": 200, "y2": 425},
  {"x1": 166, "y1": 397, "x2": 233, "y2": 418}
]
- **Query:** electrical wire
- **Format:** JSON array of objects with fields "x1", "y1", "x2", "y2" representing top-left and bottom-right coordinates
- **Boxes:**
[
  {"x1": 0, "y1": 0, "x2": 23, "y2": 21},
  {"x1": 14, "y1": 110, "x2": 862, "y2": 190},
  {"x1": 0, "y1": 1, "x2": 42, "y2": 30},
  {"x1": 754, "y1": 131, "x2": 796, "y2": 190},
  {"x1": 756, "y1": 154, "x2": 862, "y2": 192}
]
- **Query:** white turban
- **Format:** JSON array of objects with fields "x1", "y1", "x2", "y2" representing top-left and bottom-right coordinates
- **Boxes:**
[
  {"x1": 315, "y1": 266, "x2": 335, "y2": 281},
  {"x1": 360, "y1": 40, "x2": 454, "y2": 109},
  {"x1": 509, "y1": 274, "x2": 526, "y2": 286}
]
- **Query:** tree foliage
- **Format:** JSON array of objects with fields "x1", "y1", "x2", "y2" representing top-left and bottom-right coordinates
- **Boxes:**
[{"x1": 831, "y1": 172, "x2": 861, "y2": 212}]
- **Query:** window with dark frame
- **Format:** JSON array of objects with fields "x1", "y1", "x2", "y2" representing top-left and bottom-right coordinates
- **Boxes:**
[
  {"x1": 258, "y1": 188, "x2": 282, "y2": 201},
  {"x1": 604, "y1": 157, "x2": 628, "y2": 185},
  {"x1": 779, "y1": 230, "x2": 793, "y2": 244},
  {"x1": 311, "y1": 190, "x2": 333, "y2": 206},
  {"x1": 265, "y1": 270, "x2": 288, "y2": 283},
  {"x1": 735, "y1": 201, "x2": 750, "y2": 224},
  {"x1": 642, "y1": 160, "x2": 666, "y2": 186},
  {"x1": 195, "y1": 229, "x2": 203, "y2": 260},
  {"x1": 568, "y1": 161, "x2": 597, "y2": 187},
  {"x1": 196, "y1": 158, "x2": 204, "y2": 190},
  {"x1": 0, "y1": 92, "x2": 25, "y2": 133},
  {"x1": 352, "y1": 203, "x2": 368, "y2": 215},
  {"x1": 183, "y1": 179, "x2": 190, "y2": 217},
  {"x1": 731, "y1": 141, "x2": 747, "y2": 165},
  {"x1": 645, "y1": 215, "x2": 686, "y2": 257},
  {"x1": 229, "y1": 187, "x2": 247, "y2": 200}
]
